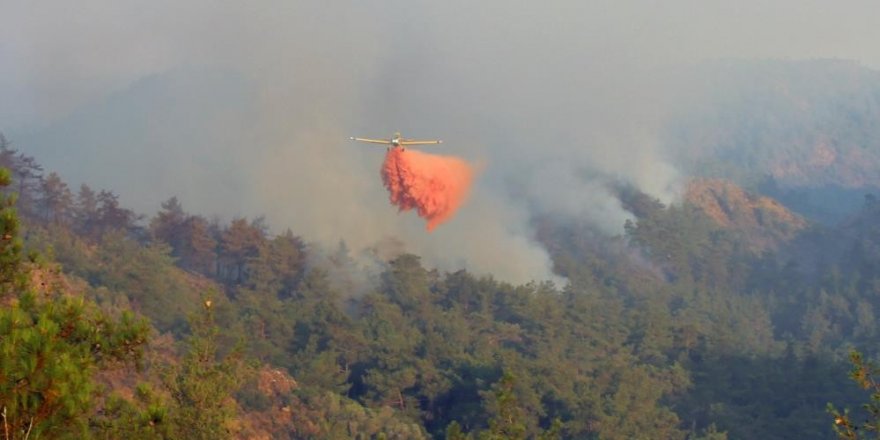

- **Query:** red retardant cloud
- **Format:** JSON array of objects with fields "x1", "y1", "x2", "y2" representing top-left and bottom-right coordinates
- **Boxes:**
[{"x1": 381, "y1": 147, "x2": 475, "y2": 231}]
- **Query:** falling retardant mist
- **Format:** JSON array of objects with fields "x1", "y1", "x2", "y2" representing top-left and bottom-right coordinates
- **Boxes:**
[{"x1": 381, "y1": 147, "x2": 475, "y2": 231}]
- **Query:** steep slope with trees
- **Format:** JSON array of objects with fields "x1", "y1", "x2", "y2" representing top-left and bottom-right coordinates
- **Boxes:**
[{"x1": 2, "y1": 129, "x2": 880, "y2": 438}]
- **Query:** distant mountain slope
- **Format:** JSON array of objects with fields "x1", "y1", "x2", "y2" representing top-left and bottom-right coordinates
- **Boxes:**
[
  {"x1": 10, "y1": 68, "x2": 259, "y2": 215},
  {"x1": 684, "y1": 178, "x2": 807, "y2": 251},
  {"x1": 758, "y1": 181, "x2": 880, "y2": 225},
  {"x1": 668, "y1": 59, "x2": 880, "y2": 190}
]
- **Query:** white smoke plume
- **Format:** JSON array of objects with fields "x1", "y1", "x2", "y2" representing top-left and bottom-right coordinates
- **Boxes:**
[{"x1": 3, "y1": 1, "x2": 880, "y2": 283}]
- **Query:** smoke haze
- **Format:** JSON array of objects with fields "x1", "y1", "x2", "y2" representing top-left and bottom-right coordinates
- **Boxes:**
[{"x1": 3, "y1": 1, "x2": 880, "y2": 283}]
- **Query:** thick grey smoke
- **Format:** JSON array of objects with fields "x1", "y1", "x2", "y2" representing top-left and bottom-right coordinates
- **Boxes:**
[{"x1": 3, "y1": 1, "x2": 880, "y2": 283}]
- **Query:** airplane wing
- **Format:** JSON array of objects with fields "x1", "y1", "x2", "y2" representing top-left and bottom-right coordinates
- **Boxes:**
[
  {"x1": 350, "y1": 137, "x2": 393, "y2": 145},
  {"x1": 399, "y1": 139, "x2": 443, "y2": 146}
]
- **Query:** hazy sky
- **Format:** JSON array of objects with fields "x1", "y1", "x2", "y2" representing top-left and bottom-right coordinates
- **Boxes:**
[{"x1": 2, "y1": 1, "x2": 879, "y2": 282}]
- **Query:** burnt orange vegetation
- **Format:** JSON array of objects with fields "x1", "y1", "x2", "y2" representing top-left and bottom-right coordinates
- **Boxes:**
[
  {"x1": 685, "y1": 178, "x2": 807, "y2": 251},
  {"x1": 381, "y1": 147, "x2": 475, "y2": 231}
]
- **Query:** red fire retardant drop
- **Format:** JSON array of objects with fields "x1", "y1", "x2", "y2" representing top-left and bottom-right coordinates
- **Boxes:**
[{"x1": 381, "y1": 147, "x2": 475, "y2": 231}]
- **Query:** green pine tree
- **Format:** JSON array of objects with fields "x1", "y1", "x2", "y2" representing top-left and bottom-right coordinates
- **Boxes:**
[
  {"x1": 0, "y1": 167, "x2": 150, "y2": 439},
  {"x1": 161, "y1": 297, "x2": 251, "y2": 440},
  {"x1": 829, "y1": 350, "x2": 880, "y2": 439}
]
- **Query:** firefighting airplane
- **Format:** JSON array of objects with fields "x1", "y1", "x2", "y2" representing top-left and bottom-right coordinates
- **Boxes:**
[{"x1": 349, "y1": 132, "x2": 442, "y2": 149}]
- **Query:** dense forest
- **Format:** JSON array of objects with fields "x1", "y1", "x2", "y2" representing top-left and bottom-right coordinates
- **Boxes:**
[
  {"x1": 4, "y1": 60, "x2": 880, "y2": 437},
  {"x1": 2, "y1": 123, "x2": 880, "y2": 440}
]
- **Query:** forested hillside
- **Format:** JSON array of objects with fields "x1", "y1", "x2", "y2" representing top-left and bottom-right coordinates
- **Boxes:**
[
  {"x1": 667, "y1": 59, "x2": 880, "y2": 225},
  {"x1": 2, "y1": 133, "x2": 880, "y2": 439},
  {"x1": 669, "y1": 59, "x2": 880, "y2": 189}
]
